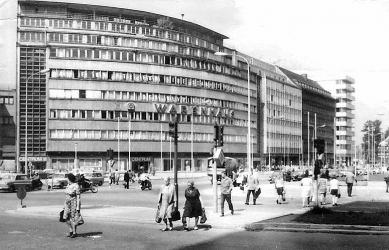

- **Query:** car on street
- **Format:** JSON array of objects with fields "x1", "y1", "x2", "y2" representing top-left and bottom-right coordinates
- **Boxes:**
[
  {"x1": 84, "y1": 172, "x2": 104, "y2": 186},
  {"x1": 0, "y1": 173, "x2": 32, "y2": 192},
  {"x1": 291, "y1": 170, "x2": 304, "y2": 181},
  {"x1": 269, "y1": 171, "x2": 291, "y2": 183},
  {"x1": 49, "y1": 173, "x2": 69, "y2": 189}
]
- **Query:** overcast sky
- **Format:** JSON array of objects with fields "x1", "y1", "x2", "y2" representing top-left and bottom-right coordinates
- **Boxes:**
[
  {"x1": 99, "y1": 0, "x2": 388, "y2": 145},
  {"x1": 9, "y1": 0, "x2": 389, "y2": 145}
]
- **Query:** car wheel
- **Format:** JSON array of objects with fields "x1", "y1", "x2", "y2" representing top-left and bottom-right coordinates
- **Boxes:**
[
  {"x1": 59, "y1": 183, "x2": 64, "y2": 189},
  {"x1": 98, "y1": 181, "x2": 103, "y2": 186},
  {"x1": 10, "y1": 186, "x2": 15, "y2": 192}
]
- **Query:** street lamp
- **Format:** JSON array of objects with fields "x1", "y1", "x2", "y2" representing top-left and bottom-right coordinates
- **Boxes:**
[
  {"x1": 24, "y1": 68, "x2": 50, "y2": 174},
  {"x1": 215, "y1": 51, "x2": 251, "y2": 168}
]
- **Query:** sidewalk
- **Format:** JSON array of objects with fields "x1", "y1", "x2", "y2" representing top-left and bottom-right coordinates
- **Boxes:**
[{"x1": 7, "y1": 181, "x2": 389, "y2": 234}]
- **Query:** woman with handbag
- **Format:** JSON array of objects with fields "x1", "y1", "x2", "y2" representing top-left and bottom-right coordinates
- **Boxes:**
[
  {"x1": 62, "y1": 173, "x2": 81, "y2": 238},
  {"x1": 157, "y1": 176, "x2": 175, "y2": 231},
  {"x1": 329, "y1": 175, "x2": 340, "y2": 206},
  {"x1": 182, "y1": 180, "x2": 203, "y2": 231}
]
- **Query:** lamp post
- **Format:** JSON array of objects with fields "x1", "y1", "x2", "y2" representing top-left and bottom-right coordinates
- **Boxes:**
[
  {"x1": 24, "y1": 69, "x2": 50, "y2": 174},
  {"x1": 215, "y1": 52, "x2": 251, "y2": 168}
]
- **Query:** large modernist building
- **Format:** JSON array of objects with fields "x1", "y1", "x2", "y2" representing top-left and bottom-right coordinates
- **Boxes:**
[
  {"x1": 311, "y1": 75, "x2": 355, "y2": 166},
  {"x1": 278, "y1": 68, "x2": 336, "y2": 166},
  {"x1": 1, "y1": 0, "x2": 267, "y2": 173}
]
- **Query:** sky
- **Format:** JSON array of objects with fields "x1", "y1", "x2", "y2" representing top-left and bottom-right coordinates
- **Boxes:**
[
  {"x1": 5, "y1": 0, "x2": 389, "y2": 145},
  {"x1": 88, "y1": 0, "x2": 389, "y2": 145}
]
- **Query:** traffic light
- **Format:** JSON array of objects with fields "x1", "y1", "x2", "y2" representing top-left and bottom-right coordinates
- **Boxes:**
[
  {"x1": 169, "y1": 122, "x2": 175, "y2": 138},
  {"x1": 107, "y1": 148, "x2": 114, "y2": 160},
  {"x1": 169, "y1": 121, "x2": 178, "y2": 138},
  {"x1": 214, "y1": 124, "x2": 219, "y2": 146},
  {"x1": 218, "y1": 126, "x2": 224, "y2": 147},
  {"x1": 314, "y1": 139, "x2": 325, "y2": 155}
]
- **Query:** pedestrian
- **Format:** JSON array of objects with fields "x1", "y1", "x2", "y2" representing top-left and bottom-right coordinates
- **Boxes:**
[
  {"x1": 384, "y1": 167, "x2": 389, "y2": 192},
  {"x1": 128, "y1": 170, "x2": 134, "y2": 183},
  {"x1": 329, "y1": 175, "x2": 340, "y2": 206},
  {"x1": 115, "y1": 169, "x2": 120, "y2": 185},
  {"x1": 182, "y1": 180, "x2": 203, "y2": 231},
  {"x1": 62, "y1": 173, "x2": 81, "y2": 238},
  {"x1": 318, "y1": 173, "x2": 328, "y2": 205},
  {"x1": 274, "y1": 175, "x2": 284, "y2": 204},
  {"x1": 345, "y1": 171, "x2": 357, "y2": 197},
  {"x1": 220, "y1": 171, "x2": 234, "y2": 217},
  {"x1": 301, "y1": 170, "x2": 312, "y2": 207},
  {"x1": 245, "y1": 169, "x2": 259, "y2": 205},
  {"x1": 109, "y1": 171, "x2": 115, "y2": 186},
  {"x1": 123, "y1": 170, "x2": 130, "y2": 189},
  {"x1": 157, "y1": 176, "x2": 175, "y2": 231}
]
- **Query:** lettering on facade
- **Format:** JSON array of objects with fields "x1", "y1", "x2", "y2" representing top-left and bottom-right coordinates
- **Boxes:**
[
  {"x1": 131, "y1": 157, "x2": 152, "y2": 162},
  {"x1": 154, "y1": 103, "x2": 234, "y2": 118},
  {"x1": 18, "y1": 157, "x2": 48, "y2": 162}
]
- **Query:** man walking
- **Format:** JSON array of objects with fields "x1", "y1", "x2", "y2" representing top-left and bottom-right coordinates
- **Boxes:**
[
  {"x1": 345, "y1": 170, "x2": 357, "y2": 197},
  {"x1": 123, "y1": 170, "x2": 130, "y2": 189},
  {"x1": 220, "y1": 171, "x2": 234, "y2": 217},
  {"x1": 245, "y1": 169, "x2": 259, "y2": 205}
]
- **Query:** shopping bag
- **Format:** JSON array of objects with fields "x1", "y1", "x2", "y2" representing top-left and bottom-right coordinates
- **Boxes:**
[
  {"x1": 200, "y1": 208, "x2": 207, "y2": 224},
  {"x1": 171, "y1": 207, "x2": 181, "y2": 221},
  {"x1": 59, "y1": 209, "x2": 66, "y2": 223},
  {"x1": 77, "y1": 212, "x2": 84, "y2": 226},
  {"x1": 155, "y1": 206, "x2": 162, "y2": 223}
]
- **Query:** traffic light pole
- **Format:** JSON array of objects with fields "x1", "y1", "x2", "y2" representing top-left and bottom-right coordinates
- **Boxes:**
[{"x1": 174, "y1": 124, "x2": 178, "y2": 210}]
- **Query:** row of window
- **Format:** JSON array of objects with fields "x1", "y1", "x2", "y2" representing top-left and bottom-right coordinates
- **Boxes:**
[
  {"x1": 0, "y1": 96, "x2": 14, "y2": 105},
  {"x1": 49, "y1": 66, "x2": 252, "y2": 98},
  {"x1": 267, "y1": 87, "x2": 301, "y2": 102},
  {"x1": 0, "y1": 116, "x2": 13, "y2": 124},
  {"x1": 49, "y1": 110, "x2": 249, "y2": 128},
  {"x1": 49, "y1": 87, "x2": 251, "y2": 113},
  {"x1": 48, "y1": 47, "x2": 257, "y2": 86},
  {"x1": 49, "y1": 129, "x2": 251, "y2": 144},
  {"x1": 267, "y1": 116, "x2": 302, "y2": 129},
  {"x1": 20, "y1": 16, "x2": 222, "y2": 47}
]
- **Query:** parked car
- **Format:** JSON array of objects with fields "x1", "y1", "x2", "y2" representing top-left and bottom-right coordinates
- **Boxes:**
[
  {"x1": 291, "y1": 170, "x2": 304, "y2": 181},
  {"x1": 84, "y1": 172, "x2": 104, "y2": 186},
  {"x1": 49, "y1": 173, "x2": 69, "y2": 189},
  {"x1": 0, "y1": 173, "x2": 32, "y2": 192}
]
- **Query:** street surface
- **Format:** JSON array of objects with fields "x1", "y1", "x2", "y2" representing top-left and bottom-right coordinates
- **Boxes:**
[{"x1": 1, "y1": 172, "x2": 388, "y2": 249}]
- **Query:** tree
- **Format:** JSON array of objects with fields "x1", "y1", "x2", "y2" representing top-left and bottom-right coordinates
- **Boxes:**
[{"x1": 361, "y1": 120, "x2": 382, "y2": 164}]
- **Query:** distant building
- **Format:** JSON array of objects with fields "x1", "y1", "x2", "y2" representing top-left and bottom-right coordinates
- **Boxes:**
[
  {"x1": 0, "y1": 88, "x2": 17, "y2": 171},
  {"x1": 278, "y1": 68, "x2": 336, "y2": 166},
  {"x1": 311, "y1": 75, "x2": 356, "y2": 166}
]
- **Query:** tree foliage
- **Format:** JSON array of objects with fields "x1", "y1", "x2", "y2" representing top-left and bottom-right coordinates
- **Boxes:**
[{"x1": 361, "y1": 120, "x2": 382, "y2": 163}]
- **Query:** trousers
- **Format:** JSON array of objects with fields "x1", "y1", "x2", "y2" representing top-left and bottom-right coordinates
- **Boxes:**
[{"x1": 220, "y1": 193, "x2": 233, "y2": 214}]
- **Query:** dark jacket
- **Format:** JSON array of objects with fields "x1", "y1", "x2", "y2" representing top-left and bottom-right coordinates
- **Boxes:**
[{"x1": 124, "y1": 172, "x2": 130, "y2": 182}]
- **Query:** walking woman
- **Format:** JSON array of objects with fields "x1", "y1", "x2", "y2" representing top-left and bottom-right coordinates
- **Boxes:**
[
  {"x1": 245, "y1": 169, "x2": 259, "y2": 205},
  {"x1": 182, "y1": 180, "x2": 203, "y2": 231},
  {"x1": 157, "y1": 176, "x2": 175, "y2": 231},
  {"x1": 63, "y1": 173, "x2": 81, "y2": 238},
  {"x1": 274, "y1": 175, "x2": 284, "y2": 204},
  {"x1": 318, "y1": 173, "x2": 328, "y2": 205},
  {"x1": 301, "y1": 170, "x2": 312, "y2": 207},
  {"x1": 329, "y1": 175, "x2": 340, "y2": 206}
]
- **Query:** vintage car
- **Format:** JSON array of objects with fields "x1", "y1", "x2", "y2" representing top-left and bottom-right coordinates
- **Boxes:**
[
  {"x1": 49, "y1": 172, "x2": 69, "y2": 189},
  {"x1": 83, "y1": 172, "x2": 105, "y2": 186},
  {"x1": 0, "y1": 173, "x2": 32, "y2": 192}
]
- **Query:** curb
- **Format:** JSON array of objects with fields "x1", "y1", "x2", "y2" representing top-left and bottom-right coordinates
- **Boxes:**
[{"x1": 245, "y1": 221, "x2": 389, "y2": 235}]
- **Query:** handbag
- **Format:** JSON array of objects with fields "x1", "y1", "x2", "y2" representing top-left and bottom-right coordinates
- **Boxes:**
[
  {"x1": 254, "y1": 188, "x2": 261, "y2": 199},
  {"x1": 337, "y1": 193, "x2": 341, "y2": 199},
  {"x1": 171, "y1": 207, "x2": 181, "y2": 221},
  {"x1": 200, "y1": 208, "x2": 207, "y2": 224},
  {"x1": 239, "y1": 185, "x2": 244, "y2": 191},
  {"x1": 155, "y1": 205, "x2": 162, "y2": 223},
  {"x1": 59, "y1": 209, "x2": 66, "y2": 223},
  {"x1": 77, "y1": 212, "x2": 84, "y2": 226}
]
